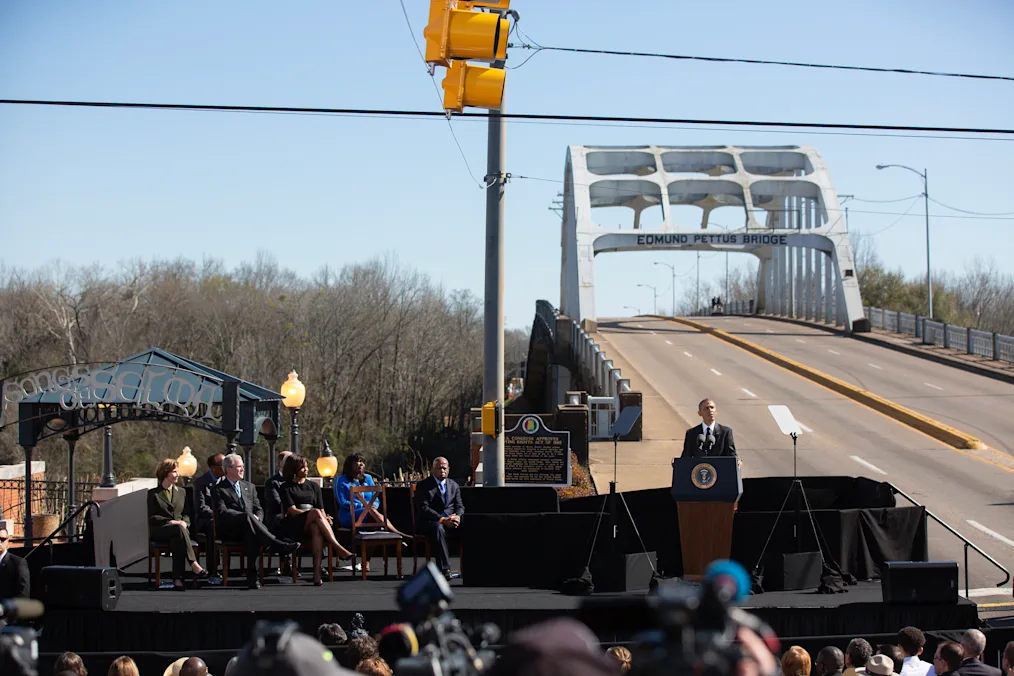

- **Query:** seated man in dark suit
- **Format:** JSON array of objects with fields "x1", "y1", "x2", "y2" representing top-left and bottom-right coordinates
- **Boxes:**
[
  {"x1": 192, "y1": 452, "x2": 225, "y2": 577},
  {"x1": 414, "y1": 457, "x2": 464, "y2": 579},
  {"x1": 681, "y1": 397, "x2": 742, "y2": 468},
  {"x1": 213, "y1": 453, "x2": 299, "y2": 589},
  {"x1": 957, "y1": 629, "x2": 1002, "y2": 676},
  {"x1": 0, "y1": 527, "x2": 29, "y2": 598}
]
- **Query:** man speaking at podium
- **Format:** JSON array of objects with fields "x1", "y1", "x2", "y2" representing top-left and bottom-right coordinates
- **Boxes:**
[{"x1": 682, "y1": 398, "x2": 741, "y2": 468}]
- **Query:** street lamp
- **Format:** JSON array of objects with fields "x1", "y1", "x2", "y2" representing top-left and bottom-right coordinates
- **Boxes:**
[
  {"x1": 177, "y1": 446, "x2": 198, "y2": 485},
  {"x1": 636, "y1": 284, "x2": 659, "y2": 315},
  {"x1": 653, "y1": 262, "x2": 677, "y2": 318},
  {"x1": 316, "y1": 439, "x2": 338, "y2": 487},
  {"x1": 281, "y1": 369, "x2": 306, "y2": 455},
  {"x1": 876, "y1": 164, "x2": 932, "y2": 318},
  {"x1": 623, "y1": 305, "x2": 641, "y2": 316}
]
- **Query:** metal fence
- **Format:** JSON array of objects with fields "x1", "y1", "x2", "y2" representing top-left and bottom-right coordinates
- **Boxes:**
[
  {"x1": 863, "y1": 306, "x2": 1013, "y2": 364},
  {"x1": 0, "y1": 479, "x2": 98, "y2": 534}
]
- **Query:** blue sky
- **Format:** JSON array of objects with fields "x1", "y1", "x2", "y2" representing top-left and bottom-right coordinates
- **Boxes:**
[{"x1": 1, "y1": 0, "x2": 1012, "y2": 326}]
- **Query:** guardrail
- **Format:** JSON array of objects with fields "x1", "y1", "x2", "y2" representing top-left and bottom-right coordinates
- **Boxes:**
[
  {"x1": 691, "y1": 299, "x2": 754, "y2": 316},
  {"x1": 568, "y1": 321, "x2": 631, "y2": 400},
  {"x1": 863, "y1": 306, "x2": 1013, "y2": 364}
]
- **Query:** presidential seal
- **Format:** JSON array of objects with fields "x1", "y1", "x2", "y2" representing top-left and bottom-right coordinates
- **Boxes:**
[{"x1": 691, "y1": 462, "x2": 718, "y2": 489}]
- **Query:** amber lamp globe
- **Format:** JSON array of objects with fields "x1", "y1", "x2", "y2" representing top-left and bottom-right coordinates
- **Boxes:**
[
  {"x1": 177, "y1": 446, "x2": 198, "y2": 478},
  {"x1": 281, "y1": 370, "x2": 306, "y2": 409}
]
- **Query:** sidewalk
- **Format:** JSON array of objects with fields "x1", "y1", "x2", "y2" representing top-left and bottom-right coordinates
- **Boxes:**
[
  {"x1": 854, "y1": 327, "x2": 1014, "y2": 384},
  {"x1": 586, "y1": 334, "x2": 690, "y2": 494}
]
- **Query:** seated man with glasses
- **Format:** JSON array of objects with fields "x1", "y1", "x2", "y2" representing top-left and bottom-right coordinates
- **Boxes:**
[{"x1": 0, "y1": 527, "x2": 30, "y2": 598}]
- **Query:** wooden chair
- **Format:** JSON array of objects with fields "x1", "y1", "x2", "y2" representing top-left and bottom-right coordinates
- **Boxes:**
[
  {"x1": 212, "y1": 511, "x2": 264, "y2": 587},
  {"x1": 348, "y1": 483, "x2": 404, "y2": 581},
  {"x1": 147, "y1": 539, "x2": 202, "y2": 588}
]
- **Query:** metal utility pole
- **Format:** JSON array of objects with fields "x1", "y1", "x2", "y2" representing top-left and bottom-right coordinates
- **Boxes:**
[
  {"x1": 482, "y1": 60, "x2": 507, "y2": 487},
  {"x1": 653, "y1": 262, "x2": 677, "y2": 317},
  {"x1": 696, "y1": 251, "x2": 701, "y2": 314},
  {"x1": 876, "y1": 164, "x2": 932, "y2": 318}
]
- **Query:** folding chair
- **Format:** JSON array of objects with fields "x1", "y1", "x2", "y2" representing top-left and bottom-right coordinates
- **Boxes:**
[{"x1": 348, "y1": 483, "x2": 404, "y2": 581}]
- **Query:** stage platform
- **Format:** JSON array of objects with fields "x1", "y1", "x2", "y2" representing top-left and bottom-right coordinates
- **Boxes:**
[{"x1": 39, "y1": 558, "x2": 979, "y2": 656}]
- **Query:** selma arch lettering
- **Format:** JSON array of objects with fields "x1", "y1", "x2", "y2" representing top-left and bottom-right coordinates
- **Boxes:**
[{"x1": 634, "y1": 233, "x2": 789, "y2": 247}]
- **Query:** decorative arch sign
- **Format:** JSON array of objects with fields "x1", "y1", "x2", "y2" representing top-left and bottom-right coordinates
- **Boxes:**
[{"x1": 504, "y1": 415, "x2": 572, "y2": 487}]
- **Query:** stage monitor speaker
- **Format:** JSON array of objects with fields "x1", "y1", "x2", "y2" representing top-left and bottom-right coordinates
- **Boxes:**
[
  {"x1": 590, "y1": 551, "x2": 656, "y2": 593},
  {"x1": 766, "y1": 552, "x2": 822, "y2": 591},
  {"x1": 41, "y1": 566, "x2": 121, "y2": 611},
  {"x1": 882, "y1": 561, "x2": 958, "y2": 604}
]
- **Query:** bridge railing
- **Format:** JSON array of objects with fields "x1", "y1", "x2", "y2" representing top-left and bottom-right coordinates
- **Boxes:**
[{"x1": 863, "y1": 306, "x2": 1014, "y2": 364}]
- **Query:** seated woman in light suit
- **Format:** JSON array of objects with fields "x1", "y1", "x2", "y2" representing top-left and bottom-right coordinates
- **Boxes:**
[
  {"x1": 278, "y1": 454, "x2": 352, "y2": 585},
  {"x1": 147, "y1": 458, "x2": 207, "y2": 590}
]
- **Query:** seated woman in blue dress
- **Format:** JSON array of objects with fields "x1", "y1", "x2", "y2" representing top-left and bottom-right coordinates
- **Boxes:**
[
  {"x1": 278, "y1": 454, "x2": 352, "y2": 585},
  {"x1": 334, "y1": 453, "x2": 408, "y2": 534}
]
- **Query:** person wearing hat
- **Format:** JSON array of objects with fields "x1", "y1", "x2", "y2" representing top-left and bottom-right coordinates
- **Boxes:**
[{"x1": 869, "y1": 654, "x2": 901, "y2": 676}]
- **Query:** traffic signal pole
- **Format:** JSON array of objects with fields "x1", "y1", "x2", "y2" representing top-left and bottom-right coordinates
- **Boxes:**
[{"x1": 481, "y1": 60, "x2": 506, "y2": 487}]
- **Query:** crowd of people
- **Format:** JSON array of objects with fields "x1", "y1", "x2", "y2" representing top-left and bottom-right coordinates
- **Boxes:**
[
  {"x1": 146, "y1": 451, "x2": 465, "y2": 590},
  {"x1": 38, "y1": 622, "x2": 1014, "y2": 676}
]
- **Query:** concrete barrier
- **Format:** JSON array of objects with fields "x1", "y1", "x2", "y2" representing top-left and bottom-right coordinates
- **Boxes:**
[{"x1": 672, "y1": 317, "x2": 988, "y2": 451}]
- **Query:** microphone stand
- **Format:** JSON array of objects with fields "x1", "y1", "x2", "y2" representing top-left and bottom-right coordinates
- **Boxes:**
[{"x1": 610, "y1": 433, "x2": 619, "y2": 553}]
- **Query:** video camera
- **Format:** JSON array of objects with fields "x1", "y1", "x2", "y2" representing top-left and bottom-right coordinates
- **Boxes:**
[
  {"x1": 393, "y1": 562, "x2": 499, "y2": 676},
  {"x1": 578, "y1": 560, "x2": 779, "y2": 676},
  {"x1": 0, "y1": 599, "x2": 44, "y2": 676}
]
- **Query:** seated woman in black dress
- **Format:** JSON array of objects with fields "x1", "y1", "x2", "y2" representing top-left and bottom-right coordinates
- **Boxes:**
[{"x1": 278, "y1": 454, "x2": 353, "y2": 585}]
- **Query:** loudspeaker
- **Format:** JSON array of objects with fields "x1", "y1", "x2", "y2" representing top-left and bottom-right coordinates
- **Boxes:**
[
  {"x1": 40, "y1": 566, "x2": 121, "y2": 611},
  {"x1": 882, "y1": 561, "x2": 958, "y2": 604},
  {"x1": 590, "y1": 551, "x2": 657, "y2": 592},
  {"x1": 766, "y1": 552, "x2": 822, "y2": 591}
]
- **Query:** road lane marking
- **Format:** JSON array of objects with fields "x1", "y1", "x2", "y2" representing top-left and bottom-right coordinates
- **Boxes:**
[
  {"x1": 650, "y1": 331, "x2": 656, "y2": 334},
  {"x1": 765, "y1": 329, "x2": 775, "y2": 333},
  {"x1": 850, "y1": 455, "x2": 888, "y2": 475},
  {"x1": 710, "y1": 369, "x2": 722, "y2": 376},
  {"x1": 924, "y1": 382, "x2": 943, "y2": 390},
  {"x1": 828, "y1": 349, "x2": 840, "y2": 355},
  {"x1": 636, "y1": 324, "x2": 643, "y2": 328},
  {"x1": 798, "y1": 422, "x2": 814, "y2": 433},
  {"x1": 741, "y1": 388, "x2": 757, "y2": 398},
  {"x1": 965, "y1": 588, "x2": 1014, "y2": 598},
  {"x1": 665, "y1": 340, "x2": 673, "y2": 345},
  {"x1": 868, "y1": 363, "x2": 882, "y2": 370},
  {"x1": 683, "y1": 351, "x2": 693, "y2": 357},
  {"x1": 796, "y1": 338, "x2": 806, "y2": 343},
  {"x1": 967, "y1": 520, "x2": 1014, "y2": 548}
]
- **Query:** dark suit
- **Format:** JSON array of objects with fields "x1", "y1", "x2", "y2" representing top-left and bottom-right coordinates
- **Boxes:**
[
  {"x1": 263, "y1": 472, "x2": 286, "y2": 533},
  {"x1": 0, "y1": 551, "x2": 30, "y2": 598},
  {"x1": 957, "y1": 658, "x2": 1003, "y2": 676},
  {"x1": 414, "y1": 475, "x2": 464, "y2": 573},
  {"x1": 682, "y1": 422, "x2": 737, "y2": 458},
  {"x1": 192, "y1": 470, "x2": 220, "y2": 574},
  {"x1": 213, "y1": 478, "x2": 292, "y2": 579},
  {"x1": 147, "y1": 485, "x2": 198, "y2": 580}
]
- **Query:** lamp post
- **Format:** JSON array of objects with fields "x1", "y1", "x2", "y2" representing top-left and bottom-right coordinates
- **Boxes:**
[
  {"x1": 876, "y1": 164, "x2": 931, "y2": 318},
  {"x1": 696, "y1": 251, "x2": 701, "y2": 315},
  {"x1": 653, "y1": 262, "x2": 677, "y2": 318},
  {"x1": 636, "y1": 284, "x2": 659, "y2": 315},
  {"x1": 176, "y1": 446, "x2": 198, "y2": 486},
  {"x1": 316, "y1": 439, "x2": 338, "y2": 488},
  {"x1": 623, "y1": 305, "x2": 641, "y2": 316},
  {"x1": 100, "y1": 426, "x2": 115, "y2": 488},
  {"x1": 281, "y1": 369, "x2": 306, "y2": 455}
]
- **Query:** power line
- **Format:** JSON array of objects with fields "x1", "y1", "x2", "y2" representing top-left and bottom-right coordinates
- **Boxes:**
[
  {"x1": 3, "y1": 99, "x2": 1013, "y2": 138},
  {"x1": 511, "y1": 175, "x2": 1014, "y2": 221},
  {"x1": 926, "y1": 196, "x2": 1014, "y2": 216},
  {"x1": 507, "y1": 38, "x2": 1014, "y2": 83},
  {"x1": 397, "y1": 0, "x2": 487, "y2": 189},
  {"x1": 847, "y1": 194, "x2": 923, "y2": 204},
  {"x1": 858, "y1": 197, "x2": 922, "y2": 236}
]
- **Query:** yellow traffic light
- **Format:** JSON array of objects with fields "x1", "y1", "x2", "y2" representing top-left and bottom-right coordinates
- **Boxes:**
[
  {"x1": 424, "y1": 0, "x2": 510, "y2": 67},
  {"x1": 442, "y1": 60, "x2": 505, "y2": 112},
  {"x1": 481, "y1": 400, "x2": 502, "y2": 437}
]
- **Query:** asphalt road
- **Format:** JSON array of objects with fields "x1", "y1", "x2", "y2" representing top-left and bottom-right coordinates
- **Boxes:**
[
  {"x1": 597, "y1": 316, "x2": 1014, "y2": 598},
  {"x1": 694, "y1": 315, "x2": 1014, "y2": 455}
]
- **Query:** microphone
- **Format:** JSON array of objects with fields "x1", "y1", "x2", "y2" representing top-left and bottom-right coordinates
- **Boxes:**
[
  {"x1": 706, "y1": 433, "x2": 716, "y2": 450},
  {"x1": 697, "y1": 433, "x2": 706, "y2": 450}
]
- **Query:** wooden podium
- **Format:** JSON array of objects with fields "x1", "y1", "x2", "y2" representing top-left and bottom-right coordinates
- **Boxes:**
[{"x1": 671, "y1": 456, "x2": 743, "y2": 580}]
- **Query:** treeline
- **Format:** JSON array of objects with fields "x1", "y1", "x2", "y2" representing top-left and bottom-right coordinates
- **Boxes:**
[
  {"x1": 0, "y1": 255, "x2": 529, "y2": 481},
  {"x1": 853, "y1": 235, "x2": 1014, "y2": 334}
]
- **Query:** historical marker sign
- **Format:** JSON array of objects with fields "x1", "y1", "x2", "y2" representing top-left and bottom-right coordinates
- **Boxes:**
[{"x1": 504, "y1": 415, "x2": 572, "y2": 487}]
